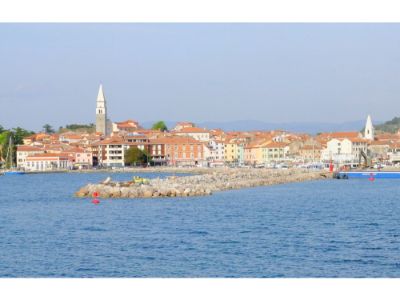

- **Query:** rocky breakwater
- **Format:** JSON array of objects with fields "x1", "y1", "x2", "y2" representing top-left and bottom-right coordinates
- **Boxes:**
[{"x1": 75, "y1": 168, "x2": 329, "y2": 199}]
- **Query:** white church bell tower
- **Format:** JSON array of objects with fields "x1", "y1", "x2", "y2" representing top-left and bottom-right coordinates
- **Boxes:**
[
  {"x1": 96, "y1": 84, "x2": 107, "y2": 135},
  {"x1": 364, "y1": 114, "x2": 374, "y2": 141}
]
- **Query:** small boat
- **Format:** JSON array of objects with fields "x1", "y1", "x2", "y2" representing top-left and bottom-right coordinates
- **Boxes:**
[
  {"x1": 133, "y1": 176, "x2": 149, "y2": 184},
  {"x1": 3, "y1": 170, "x2": 25, "y2": 175}
]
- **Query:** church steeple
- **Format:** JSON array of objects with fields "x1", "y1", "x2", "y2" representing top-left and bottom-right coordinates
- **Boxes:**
[
  {"x1": 96, "y1": 84, "x2": 107, "y2": 135},
  {"x1": 97, "y1": 84, "x2": 105, "y2": 103},
  {"x1": 364, "y1": 114, "x2": 374, "y2": 141}
]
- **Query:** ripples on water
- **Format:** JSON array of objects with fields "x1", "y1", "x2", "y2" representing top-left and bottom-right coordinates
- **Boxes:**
[{"x1": 1, "y1": 172, "x2": 400, "y2": 277}]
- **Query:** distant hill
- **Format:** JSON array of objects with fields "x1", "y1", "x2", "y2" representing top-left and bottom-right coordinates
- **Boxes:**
[
  {"x1": 374, "y1": 117, "x2": 400, "y2": 133},
  {"x1": 58, "y1": 123, "x2": 96, "y2": 134},
  {"x1": 141, "y1": 120, "x2": 370, "y2": 134}
]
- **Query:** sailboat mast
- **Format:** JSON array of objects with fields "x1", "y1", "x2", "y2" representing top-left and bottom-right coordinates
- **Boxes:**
[{"x1": 5, "y1": 135, "x2": 14, "y2": 169}]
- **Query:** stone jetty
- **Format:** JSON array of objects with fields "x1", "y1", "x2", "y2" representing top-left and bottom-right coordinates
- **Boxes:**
[{"x1": 75, "y1": 168, "x2": 329, "y2": 199}]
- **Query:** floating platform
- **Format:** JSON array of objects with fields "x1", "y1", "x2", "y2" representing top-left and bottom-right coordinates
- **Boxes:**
[{"x1": 335, "y1": 171, "x2": 400, "y2": 179}]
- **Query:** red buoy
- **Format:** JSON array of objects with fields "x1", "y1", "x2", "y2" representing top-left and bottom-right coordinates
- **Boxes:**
[
  {"x1": 369, "y1": 173, "x2": 375, "y2": 182},
  {"x1": 92, "y1": 199, "x2": 100, "y2": 204},
  {"x1": 92, "y1": 191, "x2": 99, "y2": 198}
]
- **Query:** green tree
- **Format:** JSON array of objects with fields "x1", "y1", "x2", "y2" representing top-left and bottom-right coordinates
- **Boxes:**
[
  {"x1": 151, "y1": 121, "x2": 168, "y2": 132},
  {"x1": 59, "y1": 123, "x2": 96, "y2": 133},
  {"x1": 43, "y1": 124, "x2": 55, "y2": 134},
  {"x1": 0, "y1": 127, "x2": 33, "y2": 164},
  {"x1": 124, "y1": 147, "x2": 149, "y2": 166},
  {"x1": 12, "y1": 127, "x2": 34, "y2": 145},
  {"x1": 0, "y1": 125, "x2": 4, "y2": 134},
  {"x1": 0, "y1": 131, "x2": 11, "y2": 161},
  {"x1": 375, "y1": 116, "x2": 400, "y2": 133}
]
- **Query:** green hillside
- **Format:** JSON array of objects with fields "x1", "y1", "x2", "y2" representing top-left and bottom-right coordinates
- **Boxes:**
[
  {"x1": 58, "y1": 123, "x2": 96, "y2": 133},
  {"x1": 375, "y1": 117, "x2": 400, "y2": 133}
]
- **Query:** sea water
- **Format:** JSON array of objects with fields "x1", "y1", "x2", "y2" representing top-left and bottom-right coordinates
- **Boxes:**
[{"x1": 1, "y1": 172, "x2": 400, "y2": 277}]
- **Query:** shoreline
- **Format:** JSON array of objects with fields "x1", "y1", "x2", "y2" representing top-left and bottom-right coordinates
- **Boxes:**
[{"x1": 75, "y1": 168, "x2": 330, "y2": 199}]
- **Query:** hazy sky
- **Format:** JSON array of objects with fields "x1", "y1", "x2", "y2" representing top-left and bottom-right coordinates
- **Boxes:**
[{"x1": 1, "y1": 23, "x2": 400, "y2": 131}]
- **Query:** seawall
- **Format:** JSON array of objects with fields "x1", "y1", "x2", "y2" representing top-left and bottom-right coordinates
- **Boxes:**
[{"x1": 75, "y1": 168, "x2": 329, "y2": 199}]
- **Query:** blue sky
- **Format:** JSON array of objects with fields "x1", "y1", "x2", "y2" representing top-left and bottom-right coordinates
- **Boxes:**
[{"x1": 1, "y1": 23, "x2": 400, "y2": 131}]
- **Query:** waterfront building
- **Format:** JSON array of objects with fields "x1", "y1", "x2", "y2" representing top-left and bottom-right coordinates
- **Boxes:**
[
  {"x1": 364, "y1": 114, "x2": 375, "y2": 141},
  {"x1": 147, "y1": 140, "x2": 167, "y2": 165},
  {"x1": 321, "y1": 137, "x2": 369, "y2": 165},
  {"x1": 95, "y1": 84, "x2": 110, "y2": 136},
  {"x1": 16, "y1": 145, "x2": 45, "y2": 169},
  {"x1": 25, "y1": 153, "x2": 72, "y2": 171},
  {"x1": 207, "y1": 138, "x2": 225, "y2": 166},
  {"x1": 224, "y1": 138, "x2": 246, "y2": 165},
  {"x1": 368, "y1": 140, "x2": 390, "y2": 162},
  {"x1": 63, "y1": 148, "x2": 93, "y2": 169},
  {"x1": 261, "y1": 142, "x2": 289, "y2": 163},
  {"x1": 298, "y1": 144, "x2": 322, "y2": 162},
  {"x1": 156, "y1": 136, "x2": 205, "y2": 166},
  {"x1": 244, "y1": 139, "x2": 266, "y2": 165},
  {"x1": 93, "y1": 136, "x2": 147, "y2": 167},
  {"x1": 388, "y1": 143, "x2": 400, "y2": 163},
  {"x1": 224, "y1": 139, "x2": 239, "y2": 163}
]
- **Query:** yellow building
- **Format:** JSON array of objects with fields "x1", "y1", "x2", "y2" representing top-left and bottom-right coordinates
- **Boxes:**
[
  {"x1": 244, "y1": 139, "x2": 269, "y2": 165},
  {"x1": 224, "y1": 139, "x2": 239, "y2": 162},
  {"x1": 261, "y1": 142, "x2": 289, "y2": 163}
]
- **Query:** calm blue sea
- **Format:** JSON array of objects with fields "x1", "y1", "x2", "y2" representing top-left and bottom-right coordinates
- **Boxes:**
[{"x1": 0, "y1": 172, "x2": 400, "y2": 277}]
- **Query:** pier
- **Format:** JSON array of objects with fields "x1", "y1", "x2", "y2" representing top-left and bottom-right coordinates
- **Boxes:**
[
  {"x1": 75, "y1": 168, "x2": 329, "y2": 199},
  {"x1": 334, "y1": 170, "x2": 400, "y2": 179}
]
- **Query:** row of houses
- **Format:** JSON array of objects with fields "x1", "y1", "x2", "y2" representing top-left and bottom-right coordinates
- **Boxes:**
[{"x1": 16, "y1": 116, "x2": 400, "y2": 171}]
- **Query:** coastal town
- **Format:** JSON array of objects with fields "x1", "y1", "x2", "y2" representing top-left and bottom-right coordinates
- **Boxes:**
[{"x1": 6, "y1": 85, "x2": 400, "y2": 172}]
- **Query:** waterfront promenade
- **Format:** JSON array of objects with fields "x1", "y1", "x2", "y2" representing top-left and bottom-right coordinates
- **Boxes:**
[{"x1": 75, "y1": 168, "x2": 329, "y2": 198}]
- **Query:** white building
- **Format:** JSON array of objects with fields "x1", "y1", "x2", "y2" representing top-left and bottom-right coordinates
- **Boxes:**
[
  {"x1": 16, "y1": 145, "x2": 44, "y2": 169},
  {"x1": 206, "y1": 139, "x2": 225, "y2": 165},
  {"x1": 321, "y1": 137, "x2": 368, "y2": 164},
  {"x1": 95, "y1": 137, "x2": 147, "y2": 167},
  {"x1": 25, "y1": 153, "x2": 72, "y2": 171},
  {"x1": 388, "y1": 144, "x2": 400, "y2": 163},
  {"x1": 174, "y1": 127, "x2": 210, "y2": 142}
]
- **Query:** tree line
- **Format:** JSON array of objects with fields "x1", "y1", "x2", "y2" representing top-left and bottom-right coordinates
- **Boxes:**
[{"x1": 0, "y1": 125, "x2": 35, "y2": 165}]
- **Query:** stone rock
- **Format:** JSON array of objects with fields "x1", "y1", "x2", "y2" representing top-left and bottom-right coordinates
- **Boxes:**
[
  {"x1": 102, "y1": 177, "x2": 111, "y2": 184},
  {"x1": 143, "y1": 190, "x2": 153, "y2": 198},
  {"x1": 120, "y1": 187, "x2": 130, "y2": 198}
]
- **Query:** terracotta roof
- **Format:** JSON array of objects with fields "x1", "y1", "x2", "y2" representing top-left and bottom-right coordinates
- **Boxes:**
[
  {"x1": 175, "y1": 127, "x2": 209, "y2": 133},
  {"x1": 60, "y1": 133, "x2": 82, "y2": 139},
  {"x1": 17, "y1": 145, "x2": 43, "y2": 152},
  {"x1": 175, "y1": 121, "x2": 195, "y2": 126},
  {"x1": 370, "y1": 140, "x2": 391, "y2": 146},
  {"x1": 115, "y1": 119, "x2": 140, "y2": 128},
  {"x1": 319, "y1": 132, "x2": 361, "y2": 139},
  {"x1": 26, "y1": 153, "x2": 69, "y2": 159},
  {"x1": 389, "y1": 143, "x2": 400, "y2": 149},
  {"x1": 150, "y1": 136, "x2": 204, "y2": 145},
  {"x1": 264, "y1": 142, "x2": 288, "y2": 148},
  {"x1": 348, "y1": 137, "x2": 369, "y2": 143},
  {"x1": 299, "y1": 145, "x2": 322, "y2": 151},
  {"x1": 245, "y1": 138, "x2": 269, "y2": 148}
]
